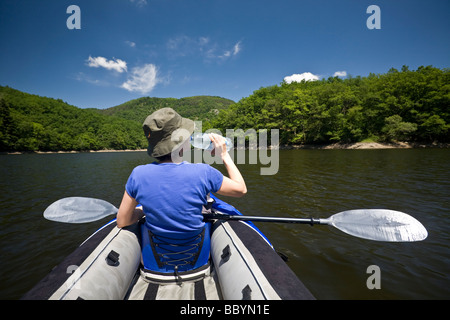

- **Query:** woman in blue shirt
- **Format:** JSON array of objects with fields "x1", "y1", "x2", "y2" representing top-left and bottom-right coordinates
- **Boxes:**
[{"x1": 116, "y1": 108, "x2": 246, "y2": 273}]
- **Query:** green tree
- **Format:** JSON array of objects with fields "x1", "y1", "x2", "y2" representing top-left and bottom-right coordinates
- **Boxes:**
[
  {"x1": 0, "y1": 99, "x2": 18, "y2": 151},
  {"x1": 419, "y1": 115, "x2": 449, "y2": 141},
  {"x1": 382, "y1": 115, "x2": 418, "y2": 141}
]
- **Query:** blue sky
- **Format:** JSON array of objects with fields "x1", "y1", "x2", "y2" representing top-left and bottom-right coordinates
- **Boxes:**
[{"x1": 0, "y1": 0, "x2": 449, "y2": 109}]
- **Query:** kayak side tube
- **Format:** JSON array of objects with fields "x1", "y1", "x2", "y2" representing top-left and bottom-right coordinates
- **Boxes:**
[
  {"x1": 22, "y1": 220, "x2": 141, "y2": 300},
  {"x1": 211, "y1": 220, "x2": 315, "y2": 300}
]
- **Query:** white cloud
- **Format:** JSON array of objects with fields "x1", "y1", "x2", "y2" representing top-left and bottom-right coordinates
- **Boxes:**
[
  {"x1": 121, "y1": 64, "x2": 159, "y2": 94},
  {"x1": 129, "y1": 0, "x2": 147, "y2": 7},
  {"x1": 199, "y1": 37, "x2": 210, "y2": 46},
  {"x1": 166, "y1": 35, "x2": 205, "y2": 58},
  {"x1": 284, "y1": 72, "x2": 320, "y2": 84},
  {"x1": 125, "y1": 40, "x2": 136, "y2": 48},
  {"x1": 218, "y1": 41, "x2": 242, "y2": 60},
  {"x1": 166, "y1": 36, "x2": 242, "y2": 62},
  {"x1": 166, "y1": 35, "x2": 188, "y2": 51},
  {"x1": 233, "y1": 41, "x2": 242, "y2": 55},
  {"x1": 87, "y1": 56, "x2": 127, "y2": 73},
  {"x1": 221, "y1": 51, "x2": 231, "y2": 58},
  {"x1": 333, "y1": 71, "x2": 347, "y2": 77}
]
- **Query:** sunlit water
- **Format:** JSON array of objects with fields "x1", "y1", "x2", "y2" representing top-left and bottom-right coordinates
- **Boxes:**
[{"x1": 1, "y1": 149, "x2": 449, "y2": 299}]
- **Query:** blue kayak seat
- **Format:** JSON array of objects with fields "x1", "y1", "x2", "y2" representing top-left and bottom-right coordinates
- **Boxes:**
[{"x1": 140, "y1": 223, "x2": 211, "y2": 274}]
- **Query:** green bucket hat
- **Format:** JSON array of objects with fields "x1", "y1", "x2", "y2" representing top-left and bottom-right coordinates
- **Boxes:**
[{"x1": 143, "y1": 108, "x2": 195, "y2": 158}]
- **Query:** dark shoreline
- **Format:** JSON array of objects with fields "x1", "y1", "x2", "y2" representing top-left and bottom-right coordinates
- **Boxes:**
[
  {"x1": 2, "y1": 141, "x2": 449, "y2": 155},
  {"x1": 279, "y1": 141, "x2": 450, "y2": 150}
]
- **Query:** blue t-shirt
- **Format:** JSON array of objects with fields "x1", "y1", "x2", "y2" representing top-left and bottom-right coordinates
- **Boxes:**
[{"x1": 125, "y1": 161, "x2": 223, "y2": 236}]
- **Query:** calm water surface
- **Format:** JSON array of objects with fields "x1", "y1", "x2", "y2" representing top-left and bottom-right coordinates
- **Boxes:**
[{"x1": 0, "y1": 149, "x2": 449, "y2": 299}]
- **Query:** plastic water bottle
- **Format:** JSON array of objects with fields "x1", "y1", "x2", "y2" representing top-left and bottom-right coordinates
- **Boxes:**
[{"x1": 190, "y1": 133, "x2": 233, "y2": 151}]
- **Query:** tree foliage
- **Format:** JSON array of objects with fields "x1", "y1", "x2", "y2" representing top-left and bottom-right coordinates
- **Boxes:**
[
  {"x1": 99, "y1": 96, "x2": 234, "y2": 123},
  {"x1": 0, "y1": 86, "x2": 233, "y2": 152},
  {"x1": 210, "y1": 66, "x2": 449, "y2": 144}
]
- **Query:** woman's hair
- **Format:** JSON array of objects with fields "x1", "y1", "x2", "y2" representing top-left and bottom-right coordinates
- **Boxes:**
[{"x1": 154, "y1": 153, "x2": 173, "y2": 163}]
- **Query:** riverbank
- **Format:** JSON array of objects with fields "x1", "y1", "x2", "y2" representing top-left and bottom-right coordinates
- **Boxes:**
[
  {"x1": 2, "y1": 142, "x2": 449, "y2": 155},
  {"x1": 280, "y1": 141, "x2": 450, "y2": 150},
  {"x1": 2, "y1": 149, "x2": 147, "y2": 155}
]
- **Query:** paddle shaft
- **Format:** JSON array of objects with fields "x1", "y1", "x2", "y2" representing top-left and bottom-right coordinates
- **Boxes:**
[{"x1": 203, "y1": 213, "x2": 329, "y2": 225}]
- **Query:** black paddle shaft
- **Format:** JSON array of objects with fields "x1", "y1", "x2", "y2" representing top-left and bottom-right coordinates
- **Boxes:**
[{"x1": 203, "y1": 213, "x2": 324, "y2": 225}]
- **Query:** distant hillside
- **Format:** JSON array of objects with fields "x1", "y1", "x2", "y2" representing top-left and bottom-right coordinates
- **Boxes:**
[
  {"x1": 99, "y1": 96, "x2": 235, "y2": 123},
  {"x1": 211, "y1": 65, "x2": 449, "y2": 144},
  {"x1": 0, "y1": 86, "x2": 234, "y2": 152},
  {"x1": 3, "y1": 65, "x2": 447, "y2": 152}
]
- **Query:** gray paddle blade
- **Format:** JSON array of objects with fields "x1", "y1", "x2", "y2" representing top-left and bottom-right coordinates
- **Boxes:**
[
  {"x1": 44, "y1": 197, "x2": 118, "y2": 223},
  {"x1": 326, "y1": 209, "x2": 428, "y2": 242}
]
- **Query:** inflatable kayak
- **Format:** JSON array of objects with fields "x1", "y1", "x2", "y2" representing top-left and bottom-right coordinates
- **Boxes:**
[{"x1": 22, "y1": 196, "x2": 314, "y2": 300}]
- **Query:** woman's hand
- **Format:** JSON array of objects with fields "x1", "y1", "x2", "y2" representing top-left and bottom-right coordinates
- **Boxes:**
[
  {"x1": 209, "y1": 133, "x2": 247, "y2": 197},
  {"x1": 209, "y1": 133, "x2": 228, "y2": 159}
]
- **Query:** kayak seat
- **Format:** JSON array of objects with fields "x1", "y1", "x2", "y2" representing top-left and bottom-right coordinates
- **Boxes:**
[{"x1": 140, "y1": 223, "x2": 211, "y2": 274}]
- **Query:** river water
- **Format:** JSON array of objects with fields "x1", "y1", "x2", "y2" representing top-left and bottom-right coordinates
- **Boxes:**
[{"x1": 0, "y1": 149, "x2": 449, "y2": 299}]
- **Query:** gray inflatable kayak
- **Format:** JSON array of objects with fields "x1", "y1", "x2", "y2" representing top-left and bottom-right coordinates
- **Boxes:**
[{"x1": 22, "y1": 197, "x2": 314, "y2": 300}]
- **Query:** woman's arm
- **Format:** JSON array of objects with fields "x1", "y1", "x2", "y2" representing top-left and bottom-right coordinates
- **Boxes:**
[
  {"x1": 210, "y1": 133, "x2": 247, "y2": 198},
  {"x1": 116, "y1": 190, "x2": 143, "y2": 228}
]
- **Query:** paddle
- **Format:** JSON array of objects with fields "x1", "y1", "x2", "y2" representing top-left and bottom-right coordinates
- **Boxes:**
[
  {"x1": 43, "y1": 197, "x2": 119, "y2": 224},
  {"x1": 203, "y1": 211, "x2": 428, "y2": 242},
  {"x1": 43, "y1": 197, "x2": 428, "y2": 242}
]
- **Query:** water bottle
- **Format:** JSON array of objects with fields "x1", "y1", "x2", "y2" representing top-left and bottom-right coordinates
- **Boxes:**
[{"x1": 190, "y1": 133, "x2": 233, "y2": 151}]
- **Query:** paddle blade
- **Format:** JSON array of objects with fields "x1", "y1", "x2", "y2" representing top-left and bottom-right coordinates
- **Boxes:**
[
  {"x1": 44, "y1": 197, "x2": 118, "y2": 223},
  {"x1": 327, "y1": 209, "x2": 428, "y2": 242}
]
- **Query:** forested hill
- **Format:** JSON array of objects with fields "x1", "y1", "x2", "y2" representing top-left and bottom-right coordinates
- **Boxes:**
[
  {"x1": 0, "y1": 86, "x2": 233, "y2": 152},
  {"x1": 100, "y1": 96, "x2": 234, "y2": 123},
  {"x1": 211, "y1": 65, "x2": 449, "y2": 145}
]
